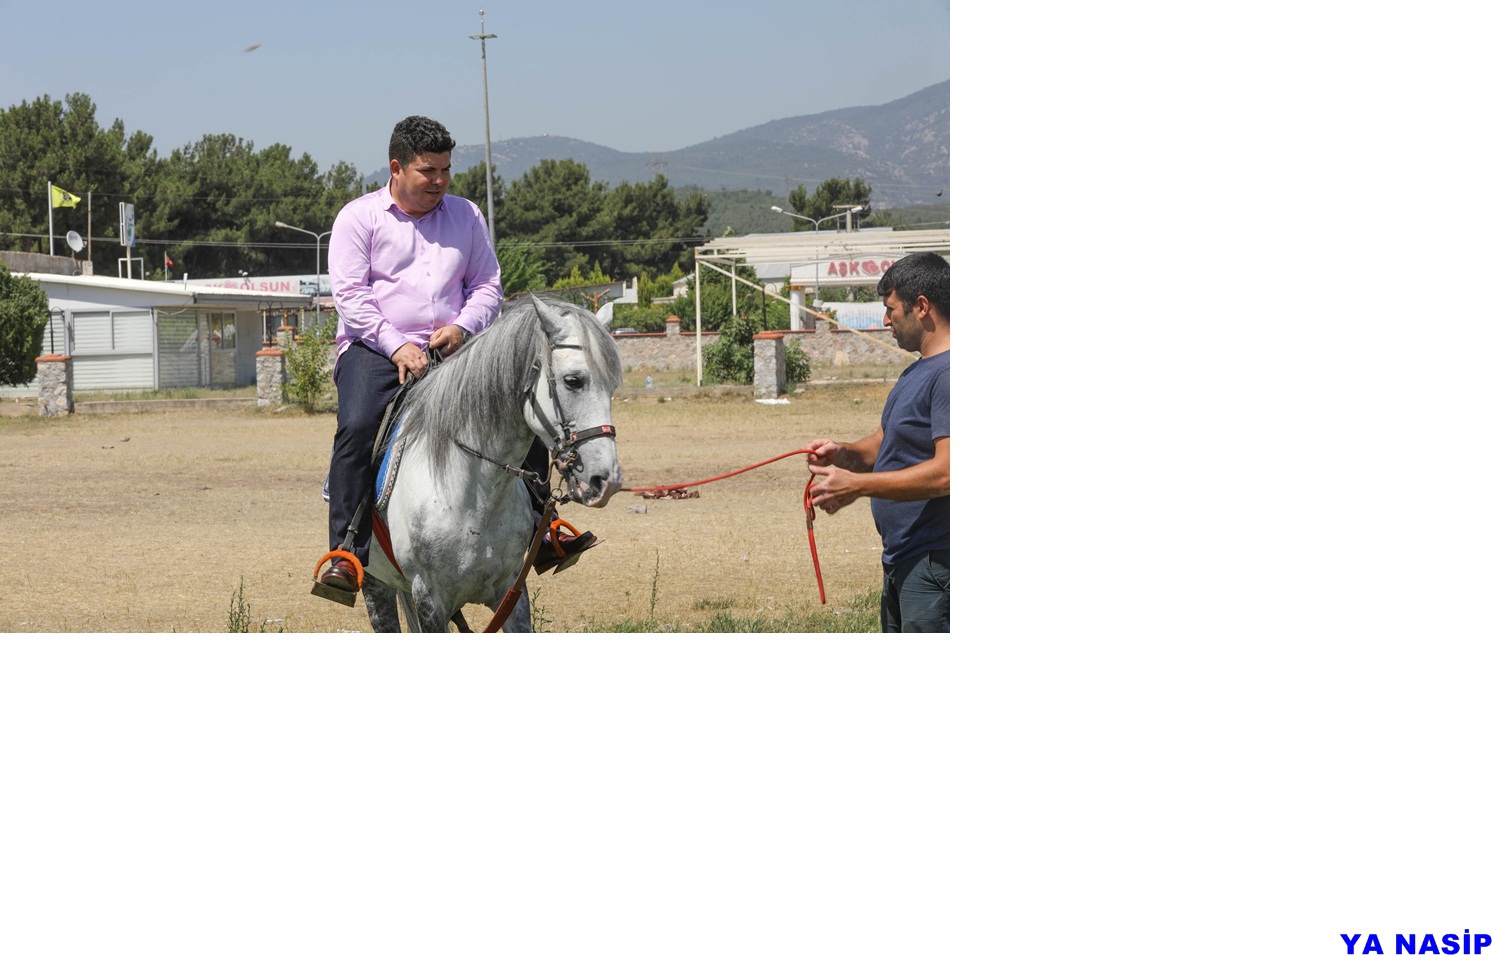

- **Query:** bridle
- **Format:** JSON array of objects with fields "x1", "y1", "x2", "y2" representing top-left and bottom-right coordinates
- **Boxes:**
[
  {"x1": 526, "y1": 342, "x2": 617, "y2": 479},
  {"x1": 454, "y1": 339, "x2": 617, "y2": 502}
]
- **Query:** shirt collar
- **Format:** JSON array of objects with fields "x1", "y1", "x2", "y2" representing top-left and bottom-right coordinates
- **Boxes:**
[{"x1": 379, "y1": 184, "x2": 445, "y2": 221}]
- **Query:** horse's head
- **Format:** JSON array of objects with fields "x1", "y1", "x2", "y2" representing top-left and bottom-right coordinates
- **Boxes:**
[{"x1": 524, "y1": 296, "x2": 624, "y2": 506}]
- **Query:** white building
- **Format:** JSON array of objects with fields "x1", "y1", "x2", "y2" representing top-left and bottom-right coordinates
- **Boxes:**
[
  {"x1": 693, "y1": 228, "x2": 952, "y2": 330},
  {"x1": 6, "y1": 270, "x2": 312, "y2": 395}
]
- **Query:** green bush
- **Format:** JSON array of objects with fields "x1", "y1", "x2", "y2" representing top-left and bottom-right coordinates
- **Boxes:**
[
  {"x1": 0, "y1": 264, "x2": 49, "y2": 387},
  {"x1": 283, "y1": 317, "x2": 336, "y2": 412},
  {"x1": 609, "y1": 301, "x2": 675, "y2": 333},
  {"x1": 702, "y1": 312, "x2": 756, "y2": 384},
  {"x1": 703, "y1": 312, "x2": 811, "y2": 386},
  {"x1": 785, "y1": 341, "x2": 811, "y2": 384}
]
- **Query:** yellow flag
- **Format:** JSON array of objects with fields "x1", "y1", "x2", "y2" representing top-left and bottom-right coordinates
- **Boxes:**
[{"x1": 50, "y1": 185, "x2": 81, "y2": 209}]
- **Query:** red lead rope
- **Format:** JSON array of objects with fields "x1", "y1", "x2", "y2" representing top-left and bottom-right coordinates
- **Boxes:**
[{"x1": 622, "y1": 449, "x2": 827, "y2": 604}]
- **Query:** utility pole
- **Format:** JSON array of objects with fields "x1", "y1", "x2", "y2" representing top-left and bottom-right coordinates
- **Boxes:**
[{"x1": 469, "y1": 10, "x2": 497, "y2": 250}]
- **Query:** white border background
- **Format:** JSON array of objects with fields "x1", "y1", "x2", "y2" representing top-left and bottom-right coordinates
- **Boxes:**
[
  {"x1": 9, "y1": 1, "x2": 1492, "y2": 951},
  {"x1": 991, "y1": 1, "x2": 1492, "y2": 952}
]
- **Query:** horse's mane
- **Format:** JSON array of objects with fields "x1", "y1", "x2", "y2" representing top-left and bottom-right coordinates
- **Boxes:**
[{"x1": 398, "y1": 294, "x2": 621, "y2": 483}]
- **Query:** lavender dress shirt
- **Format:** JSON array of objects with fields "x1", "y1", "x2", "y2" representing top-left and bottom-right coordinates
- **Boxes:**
[{"x1": 328, "y1": 185, "x2": 503, "y2": 360}]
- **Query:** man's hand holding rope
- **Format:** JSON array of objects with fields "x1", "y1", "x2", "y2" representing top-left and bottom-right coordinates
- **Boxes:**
[
  {"x1": 805, "y1": 435, "x2": 878, "y2": 515},
  {"x1": 806, "y1": 441, "x2": 860, "y2": 516}
]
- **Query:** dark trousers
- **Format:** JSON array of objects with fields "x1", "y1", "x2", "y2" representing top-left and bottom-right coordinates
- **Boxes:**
[
  {"x1": 327, "y1": 342, "x2": 403, "y2": 562},
  {"x1": 880, "y1": 549, "x2": 950, "y2": 632},
  {"x1": 327, "y1": 341, "x2": 553, "y2": 563}
]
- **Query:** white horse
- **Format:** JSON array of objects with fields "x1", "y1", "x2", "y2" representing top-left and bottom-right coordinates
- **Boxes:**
[{"x1": 360, "y1": 294, "x2": 623, "y2": 632}]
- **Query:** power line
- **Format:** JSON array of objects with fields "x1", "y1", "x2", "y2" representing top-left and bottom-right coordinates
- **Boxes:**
[{"x1": 0, "y1": 230, "x2": 712, "y2": 251}]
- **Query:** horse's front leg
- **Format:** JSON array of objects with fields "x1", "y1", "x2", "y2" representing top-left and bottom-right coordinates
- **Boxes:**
[{"x1": 409, "y1": 576, "x2": 456, "y2": 633}]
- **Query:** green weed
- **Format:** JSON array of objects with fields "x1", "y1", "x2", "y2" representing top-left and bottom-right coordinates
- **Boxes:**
[{"x1": 227, "y1": 578, "x2": 286, "y2": 633}]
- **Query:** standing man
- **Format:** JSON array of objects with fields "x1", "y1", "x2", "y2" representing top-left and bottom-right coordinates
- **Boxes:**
[
  {"x1": 806, "y1": 251, "x2": 950, "y2": 631},
  {"x1": 318, "y1": 115, "x2": 500, "y2": 593}
]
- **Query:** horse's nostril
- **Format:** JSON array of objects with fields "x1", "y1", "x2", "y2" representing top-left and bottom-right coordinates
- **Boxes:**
[{"x1": 589, "y1": 474, "x2": 605, "y2": 495}]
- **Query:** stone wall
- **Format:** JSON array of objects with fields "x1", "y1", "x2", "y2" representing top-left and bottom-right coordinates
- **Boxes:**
[
  {"x1": 0, "y1": 251, "x2": 91, "y2": 276},
  {"x1": 35, "y1": 355, "x2": 73, "y2": 416},
  {"x1": 256, "y1": 347, "x2": 285, "y2": 406},
  {"x1": 614, "y1": 315, "x2": 907, "y2": 375},
  {"x1": 752, "y1": 332, "x2": 786, "y2": 398}
]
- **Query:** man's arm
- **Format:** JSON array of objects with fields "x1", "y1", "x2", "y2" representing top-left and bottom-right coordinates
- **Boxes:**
[
  {"x1": 328, "y1": 201, "x2": 404, "y2": 359},
  {"x1": 808, "y1": 436, "x2": 949, "y2": 513},
  {"x1": 806, "y1": 429, "x2": 883, "y2": 473}
]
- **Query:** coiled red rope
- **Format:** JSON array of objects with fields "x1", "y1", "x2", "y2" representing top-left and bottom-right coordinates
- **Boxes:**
[{"x1": 623, "y1": 449, "x2": 828, "y2": 604}]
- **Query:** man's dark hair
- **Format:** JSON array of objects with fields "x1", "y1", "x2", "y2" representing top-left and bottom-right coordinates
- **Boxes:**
[
  {"x1": 877, "y1": 251, "x2": 950, "y2": 321},
  {"x1": 389, "y1": 116, "x2": 456, "y2": 165}
]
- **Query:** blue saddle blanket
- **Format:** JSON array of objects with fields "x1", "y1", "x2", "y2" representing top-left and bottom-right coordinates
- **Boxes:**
[
  {"x1": 373, "y1": 417, "x2": 407, "y2": 513},
  {"x1": 320, "y1": 416, "x2": 407, "y2": 514}
]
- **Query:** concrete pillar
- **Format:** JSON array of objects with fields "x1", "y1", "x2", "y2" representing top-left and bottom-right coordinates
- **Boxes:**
[
  {"x1": 35, "y1": 354, "x2": 73, "y2": 417},
  {"x1": 665, "y1": 315, "x2": 680, "y2": 337},
  {"x1": 256, "y1": 346, "x2": 285, "y2": 407},
  {"x1": 752, "y1": 331, "x2": 786, "y2": 399}
]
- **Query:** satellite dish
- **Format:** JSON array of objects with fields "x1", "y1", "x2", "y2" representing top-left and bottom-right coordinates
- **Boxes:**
[{"x1": 65, "y1": 231, "x2": 84, "y2": 253}]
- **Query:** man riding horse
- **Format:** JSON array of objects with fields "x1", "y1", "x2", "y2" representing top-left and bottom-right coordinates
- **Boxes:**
[{"x1": 317, "y1": 114, "x2": 597, "y2": 597}]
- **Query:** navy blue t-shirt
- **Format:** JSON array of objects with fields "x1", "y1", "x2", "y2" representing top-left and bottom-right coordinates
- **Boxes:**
[{"x1": 871, "y1": 350, "x2": 950, "y2": 566}]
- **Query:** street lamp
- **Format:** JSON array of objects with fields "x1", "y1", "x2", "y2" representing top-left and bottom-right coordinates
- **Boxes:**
[
  {"x1": 770, "y1": 204, "x2": 863, "y2": 233},
  {"x1": 470, "y1": 10, "x2": 497, "y2": 250},
  {"x1": 274, "y1": 221, "x2": 332, "y2": 327}
]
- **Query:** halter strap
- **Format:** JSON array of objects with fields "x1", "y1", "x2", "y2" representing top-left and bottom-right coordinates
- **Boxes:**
[
  {"x1": 453, "y1": 340, "x2": 616, "y2": 502},
  {"x1": 527, "y1": 349, "x2": 619, "y2": 461}
]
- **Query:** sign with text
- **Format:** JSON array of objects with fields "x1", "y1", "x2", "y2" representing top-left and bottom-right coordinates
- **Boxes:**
[
  {"x1": 184, "y1": 274, "x2": 327, "y2": 295},
  {"x1": 119, "y1": 203, "x2": 136, "y2": 248},
  {"x1": 789, "y1": 255, "x2": 903, "y2": 288}
]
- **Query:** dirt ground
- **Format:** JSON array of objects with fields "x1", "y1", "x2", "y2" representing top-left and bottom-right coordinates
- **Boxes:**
[{"x1": 0, "y1": 384, "x2": 894, "y2": 632}]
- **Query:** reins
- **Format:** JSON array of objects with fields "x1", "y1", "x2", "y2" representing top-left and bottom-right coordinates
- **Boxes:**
[{"x1": 623, "y1": 449, "x2": 829, "y2": 604}]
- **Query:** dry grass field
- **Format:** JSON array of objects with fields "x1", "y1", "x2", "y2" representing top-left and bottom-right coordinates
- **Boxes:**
[{"x1": 0, "y1": 383, "x2": 895, "y2": 632}]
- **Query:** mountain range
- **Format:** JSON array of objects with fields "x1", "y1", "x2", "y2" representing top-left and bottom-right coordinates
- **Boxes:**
[{"x1": 389, "y1": 81, "x2": 949, "y2": 210}]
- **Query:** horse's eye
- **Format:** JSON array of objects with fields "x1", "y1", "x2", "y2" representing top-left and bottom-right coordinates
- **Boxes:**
[{"x1": 563, "y1": 374, "x2": 585, "y2": 390}]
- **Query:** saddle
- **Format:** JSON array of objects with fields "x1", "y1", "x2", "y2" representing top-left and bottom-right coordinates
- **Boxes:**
[{"x1": 320, "y1": 418, "x2": 408, "y2": 508}]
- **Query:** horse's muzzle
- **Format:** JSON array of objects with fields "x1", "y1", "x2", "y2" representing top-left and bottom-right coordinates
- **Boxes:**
[{"x1": 565, "y1": 464, "x2": 622, "y2": 506}]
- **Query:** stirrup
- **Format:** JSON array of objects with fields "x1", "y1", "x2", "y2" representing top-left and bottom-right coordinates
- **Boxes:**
[
  {"x1": 311, "y1": 549, "x2": 364, "y2": 606},
  {"x1": 537, "y1": 518, "x2": 599, "y2": 575}
]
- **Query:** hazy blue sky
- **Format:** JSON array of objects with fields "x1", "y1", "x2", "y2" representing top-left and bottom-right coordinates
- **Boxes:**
[{"x1": 3, "y1": 0, "x2": 953, "y2": 177}]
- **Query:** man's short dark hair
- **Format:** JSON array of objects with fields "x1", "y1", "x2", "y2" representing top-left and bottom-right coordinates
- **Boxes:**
[
  {"x1": 389, "y1": 116, "x2": 456, "y2": 165},
  {"x1": 877, "y1": 251, "x2": 950, "y2": 321}
]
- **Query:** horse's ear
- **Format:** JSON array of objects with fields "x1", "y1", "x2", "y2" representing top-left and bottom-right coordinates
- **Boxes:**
[{"x1": 533, "y1": 296, "x2": 569, "y2": 341}]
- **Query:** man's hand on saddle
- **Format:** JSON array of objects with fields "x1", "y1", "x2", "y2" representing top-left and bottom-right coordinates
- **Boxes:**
[
  {"x1": 429, "y1": 324, "x2": 466, "y2": 360},
  {"x1": 391, "y1": 342, "x2": 429, "y2": 384}
]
